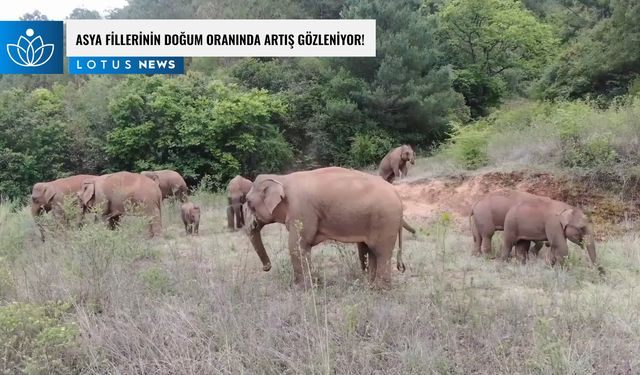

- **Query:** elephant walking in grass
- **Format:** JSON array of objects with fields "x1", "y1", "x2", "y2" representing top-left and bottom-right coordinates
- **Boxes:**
[
  {"x1": 379, "y1": 145, "x2": 416, "y2": 183},
  {"x1": 470, "y1": 190, "x2": 547, "y2": 257},
  {"x1": 30, "y1": 174, "x2": 97, "y2": 241},
  {"x1": 243, "y1": 167, "x2": 407, "y2": 290},
  {"x1": 226, "y1": 175, "x2": 252, "y2": 230},
  {"x1": 502, "y1": 199, "x2": 600, "y2": 271},
  {"x1": 141, "y1": 170, "x2": 188, "y2": 202},
  {"x1": 78, "y1": 172, "x2": 163, "y2": 237},
  {"x1": 181, "y1": 201, "x2": 200, "y2": 235}
]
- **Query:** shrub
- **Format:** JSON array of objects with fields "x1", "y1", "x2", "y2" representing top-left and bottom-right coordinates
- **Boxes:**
[
  {"x1": 0, "y1": 301, "x2": 80, "y2": 375},
  {"x1": 443, "y1": 121, "x2": 490, "y2": 169},
  {"x1": 349, "y1": 131, "x2": 394, "y2": 168}
]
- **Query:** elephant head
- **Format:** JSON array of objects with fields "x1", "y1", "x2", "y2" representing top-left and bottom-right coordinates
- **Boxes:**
[
  {"x1": 30, "y1": 182, "x2": 56, "y2": 216},
  {"x1": 400, "y1": 145, "x2": 415, "y2": 165},
  {"x1": 243, "y1": 177, "x2": 287, "y2": 272},
  {"x1": 245, "y1": 178, "x2": 285, "y2": 225},
  {"x1": 559, "y1": 208, "x2": 597, "y2": 265}
]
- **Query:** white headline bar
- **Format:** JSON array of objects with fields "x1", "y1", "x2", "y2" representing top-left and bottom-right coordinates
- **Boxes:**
[{"x1": 66, "y1": 19, "x2": 376, "y2": 57}]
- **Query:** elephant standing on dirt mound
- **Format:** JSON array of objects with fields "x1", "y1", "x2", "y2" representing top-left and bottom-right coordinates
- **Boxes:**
[
  {"x1": 30, "y1": 174, "x2": 97, "y2": 241},
  {"x1": 243, "y1": 167, "x2": 407, "y2": 289},
  {"x1": 78, "y1": 172, "x2": 163, "y2": 237},
  {"x1": 227, "y1": 175, "x2": 252, "y2": 230},
  {"x1": 140, "y1": 170, "x2": 188, "y2": 202},
  {"x1": 470, "y1": 190, "x2": 547, "y2": 256},
  {"x1": 379, "y1": 145, "x2": 416, "y2": 183},
  {"x1": 502, "y1": 199, "x2": 599, "y2": 270}
]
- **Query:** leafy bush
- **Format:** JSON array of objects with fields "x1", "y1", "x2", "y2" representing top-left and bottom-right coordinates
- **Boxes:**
[
  {"x1": 443, "y1": 121, "x2": 490, "y2": 169},
  {"x1": 349, "y1": 131, "x2": 394, "y2": 168},
  {"x1": 0, "y1": 301, "x2": 80, "y2": 375}
]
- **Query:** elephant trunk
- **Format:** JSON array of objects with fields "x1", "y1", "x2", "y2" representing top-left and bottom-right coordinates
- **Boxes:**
[{"x1": 244, "y1": 207, "x2": 271, "y2": 271}]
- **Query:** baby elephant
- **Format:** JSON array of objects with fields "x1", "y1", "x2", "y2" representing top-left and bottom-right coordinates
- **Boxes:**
[
  {"x1": 181, "y1": 202, "x2": 200, "y2": 235},
  {"x1": 502, "y1": 199, "x2": 598, "y2": 268}
]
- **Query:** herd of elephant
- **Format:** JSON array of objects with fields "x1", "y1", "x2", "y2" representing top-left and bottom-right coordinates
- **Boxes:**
[{"x1": 29, "y1": 144, "x2": 602, "y2": 290}]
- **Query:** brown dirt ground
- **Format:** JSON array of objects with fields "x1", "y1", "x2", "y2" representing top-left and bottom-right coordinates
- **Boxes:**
[{"x1": 393, "y1": 171, "x2": 639, "y2": 237}]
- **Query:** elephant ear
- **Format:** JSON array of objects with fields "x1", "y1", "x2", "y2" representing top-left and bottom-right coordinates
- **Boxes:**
[
  {"x1": 559, "y1": 209, "x2": 574, "y2": 230},
  {"x1": 42, "y1": 184, "x2": 56, "y2": 204},
  {"x1": 263, "y1": 179, "x2": 285, "y2": 215},
  {"x1": 80, "y1": 181, "x2": 95, "y2": 206}
]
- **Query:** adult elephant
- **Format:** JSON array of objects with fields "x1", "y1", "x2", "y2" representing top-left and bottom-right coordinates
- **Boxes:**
[
  {"x1": 30, "y1": 174, "x2": 97, "y2": 241},
  {"x1": 243, "y1": 167, "x2": 407, "y2": 289},
  {"x1": 226, "y1": 175, "x2": 252, "y2": 230},
  {"x1": 78, "y1": 172, "x2": 162, "y2": 237},
  {"x1": 470, "y1": 190, "x2": 547, "y2": 256},
  {"x1": 379, "y1": 145, "x2": 415, "y2": 183},
  {"x1": 140, "y1": 170, "x2": 188, "y2": 202},
  {"x1": 502, "y1": 198, "x2": 599, "y2": 271}
]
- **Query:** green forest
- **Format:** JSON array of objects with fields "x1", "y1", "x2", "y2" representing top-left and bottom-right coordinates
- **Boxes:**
[{"x1": 2, "y1": 0, "x2": 639, "y2": 199}]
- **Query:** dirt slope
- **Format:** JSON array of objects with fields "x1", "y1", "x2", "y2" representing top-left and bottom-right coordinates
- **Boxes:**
[{"x1": 393, "y1": 171, "x2": 636, "y2": 235}]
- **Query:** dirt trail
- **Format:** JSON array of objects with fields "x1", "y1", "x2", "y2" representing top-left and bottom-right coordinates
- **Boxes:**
[{"x1": 392, "y1": 171, "x2": 636, "y2": 233}]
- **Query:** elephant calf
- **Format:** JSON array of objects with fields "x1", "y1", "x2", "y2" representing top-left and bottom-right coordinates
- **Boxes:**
[
  {"x1": 470, "y1": 190, "x2": 548, "y2": 257},
  {"x1": 379, "y1": 145, "x2": 415, "y2": 183},
  {"x1": 181, "y1": 201, "x2": 200, "y2": 235},
  {"x1": 502, "y1": 199, "x2": 598, "y2": 268}
]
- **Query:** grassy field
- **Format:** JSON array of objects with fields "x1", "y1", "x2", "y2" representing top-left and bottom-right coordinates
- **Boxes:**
[{"x1": 1, "y1": 190, "x2": 639, "y2": 374}]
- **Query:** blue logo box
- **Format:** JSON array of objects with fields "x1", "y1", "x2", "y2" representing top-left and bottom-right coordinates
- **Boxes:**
[
  {"x1": 0, "y1": 21, "x2": 64, "y2": 74},
  {"x1": 69, "y1": 57, "x2": 184, "y2": 74}
]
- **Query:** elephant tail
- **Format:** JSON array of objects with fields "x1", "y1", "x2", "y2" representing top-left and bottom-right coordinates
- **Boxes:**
[
  {"x1": 402, "y1": 218, "x2": 416, "y2": 234},
  {"x1": 397, "y1": 223, "x2": 406, "y2": 273}
]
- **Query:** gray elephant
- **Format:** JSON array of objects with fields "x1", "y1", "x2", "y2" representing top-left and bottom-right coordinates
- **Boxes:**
[
  {"x1": 78, "y1": 172, "x2": 163, "y2": 237},
  {"x1": 226, "y1": 175, "x2": 252, "y2": 230},
  {"x1": 140, "y1": 170, "x2": 188, "y2": 202},
  {"x1": 30, "y1": 174, "x2": 97, "y2": 241},
  {"x1": 502, "y1": 198, "x2": 599, "y2": 269},
  {"x1": 379, "y1": 145, "x2": 415, "y2": 183},
  {"x1": 243, "y1": 166, "x2": 407, "y2": 290},
  {"x1": 470, "y1": 190, "x2": 547, "y2": 256},
  {"x1": 181, "y1": 201, "x2": 200, "y2": 235}
]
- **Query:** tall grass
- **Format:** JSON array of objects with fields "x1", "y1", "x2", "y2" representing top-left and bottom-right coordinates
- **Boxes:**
[{"x1": 1, "y1": 195, "x2": 639, "y2": 374}]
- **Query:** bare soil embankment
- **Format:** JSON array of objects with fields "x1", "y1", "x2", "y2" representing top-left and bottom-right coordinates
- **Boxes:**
[{"x1": 393, "y1": 171, "x2": 638, "y2": 237}]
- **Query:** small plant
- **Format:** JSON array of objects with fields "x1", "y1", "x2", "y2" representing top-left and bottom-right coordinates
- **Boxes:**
[
  {"x1": 0, "y1": 301, "x2": 81, "y2": 375},
  {"x1": 140, "y1": 266, "x2": 172, "y2": 295}
]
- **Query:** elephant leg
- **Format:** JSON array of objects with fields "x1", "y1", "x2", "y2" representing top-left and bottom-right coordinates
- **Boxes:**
[
  {"x1": 470, "y1": 218, "x2": 481, "y2": 256},
  {"x1": 194, "y1": 222, "x2": 199, "y2": 235},
  {"x1": 531, "y1": 241, "x2": 543, "y2": 257},
  {"x1": 234, "y1": 205, "x2": 243, "y2": 229},
  {"x1": 288, "y1": 227, "x2": 313, "y2": 289},
  {"x1": 392, "y1": 165, "x2": 401, "y2": 182},
  {"x1": 357, "y1": 242, "x2": 369, "y2": 272},
  {"x1": 401, "y1": 164, "x2": 408, "y2": 179},
  {"x1": 226, "y1": 205, "x2": 234, "y2": 230},
  {"x1": 481, "y1": 233, "x2": 493, "y2": 256},
  {"x1": 515, "y1": 240, "x2": 530, "y2": 264},
  {"x1": 501, "y1": 231, "x2": 516, "y2": 261},
  {"x1": 367, "y1": 251, "x2": 378, "y2": 284},
  {"x1": 184, "y1": 222, "x2": 189, "y2": 235},
  {"x1": 372, "y1": 246, "x2": 393, "y2": 290}
]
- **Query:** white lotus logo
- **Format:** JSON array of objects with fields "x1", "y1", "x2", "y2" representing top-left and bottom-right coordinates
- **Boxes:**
[{"x1": 6, "y1": 28, "x2": 55, "y2": 67}]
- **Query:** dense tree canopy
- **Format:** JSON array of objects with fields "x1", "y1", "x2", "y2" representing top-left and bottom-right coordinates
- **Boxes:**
[{"x1": 0, "y1": 0, "x2": 637, "y2": 199}]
